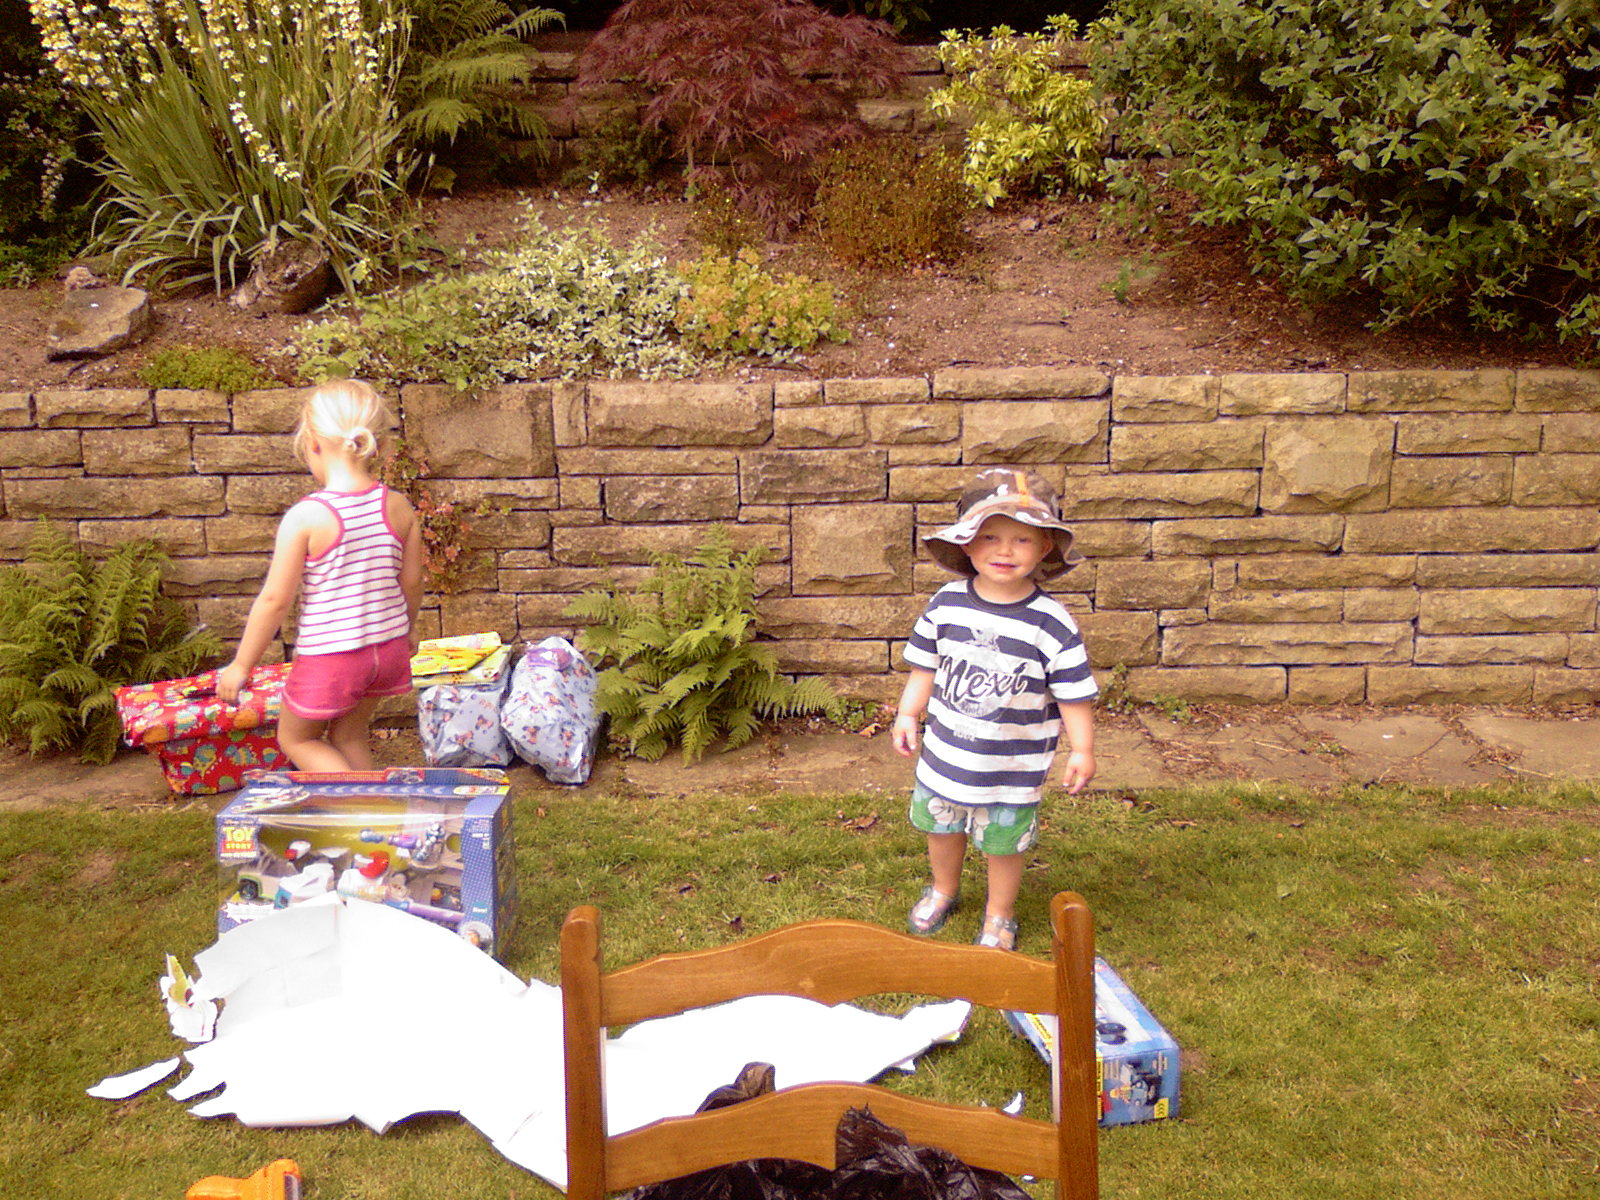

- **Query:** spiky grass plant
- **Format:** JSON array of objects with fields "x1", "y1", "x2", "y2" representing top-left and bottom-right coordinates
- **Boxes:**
[
  {"x1": 566, "y1": 525, "x2": 840, "y2": 763},
  {"x1": 0, "y1": 521, "x2": 220, "y2": 763},
  {"x1": 29, "y1": 0, "x2": 418, "y2": 292}
]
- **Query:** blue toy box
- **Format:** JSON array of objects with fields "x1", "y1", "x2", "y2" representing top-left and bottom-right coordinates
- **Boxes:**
[
  {"x1": 215, "y1": 767, "x2": 516, "y2": 958},
  {"x1": 1005, "y1": 957, "x2": 1180, "y2": 1127}
]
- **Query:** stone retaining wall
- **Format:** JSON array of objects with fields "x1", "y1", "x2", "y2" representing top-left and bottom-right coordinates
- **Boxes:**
[{"x1": 4, "y1": 367, "x2": 1600, "y2": 707}]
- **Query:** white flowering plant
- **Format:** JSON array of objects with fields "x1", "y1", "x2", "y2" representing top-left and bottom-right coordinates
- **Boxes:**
[{"x1": 29, "y1": 0, "x2": 419, "y2": 292}]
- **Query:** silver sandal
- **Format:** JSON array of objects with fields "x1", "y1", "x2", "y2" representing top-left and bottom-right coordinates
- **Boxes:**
[
  {"x1": 973, "y1": 914, "x2": 1019, "y2": 951},
  {"x1": 907, "y1": 886, "x2": 960, "y2": 935}
]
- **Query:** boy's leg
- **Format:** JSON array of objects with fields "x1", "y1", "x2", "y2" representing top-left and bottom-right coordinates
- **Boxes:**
[
  {"x1": 276, "y1": 710, "x2": 349, "y2": 772},
  {"x1": 927, "y1": 831, "x2": 968, "y2": 899},
  {"x1": 982, "y1": 852, "x2": 1025, "y2": 922}
]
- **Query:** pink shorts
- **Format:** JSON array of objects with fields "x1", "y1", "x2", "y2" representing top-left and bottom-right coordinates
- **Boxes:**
[{"x1": 284, "y1": 635, "x2": 412, "y2": 721}]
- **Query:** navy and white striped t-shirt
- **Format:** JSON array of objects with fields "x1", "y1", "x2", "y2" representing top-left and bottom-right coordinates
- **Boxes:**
[{"x1": 904, "y1": 580, "x2": 1098, "y2": 807}]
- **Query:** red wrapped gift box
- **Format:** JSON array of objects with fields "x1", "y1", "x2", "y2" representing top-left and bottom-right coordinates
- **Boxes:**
[{"x1": 115, "y1": 664, "x2": 292, "y2": 794}]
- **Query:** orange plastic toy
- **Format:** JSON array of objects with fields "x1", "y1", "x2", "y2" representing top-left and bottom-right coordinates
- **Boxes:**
[{"x1": 186, "y1": 1159, "x2": 302, "y2": 1200}]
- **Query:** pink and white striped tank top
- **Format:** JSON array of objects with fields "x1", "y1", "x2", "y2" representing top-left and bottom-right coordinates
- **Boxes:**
[{"x1": 294, "y1": 484, "x2": 409, "y2": 656}]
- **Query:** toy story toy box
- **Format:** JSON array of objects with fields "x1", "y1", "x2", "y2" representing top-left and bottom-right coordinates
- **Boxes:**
[
  {"x1": 215, "y1": 767, "x2": 516, "y2": 957},
  {"x1": 115, "y1": 664, "x2": 292, "y2": 795},
  {"x1": 1005, "y1": 958, "x2": 1180, "y2": 1127}
]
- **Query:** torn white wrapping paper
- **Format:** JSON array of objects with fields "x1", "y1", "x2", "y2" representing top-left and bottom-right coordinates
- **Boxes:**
[{"x1": 92, "y1": 895, "x2": 971, "y2": 1191}]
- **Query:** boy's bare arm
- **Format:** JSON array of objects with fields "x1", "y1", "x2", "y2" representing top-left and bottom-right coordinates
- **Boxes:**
[
  {"x1": 892, "y1": 668, "x2": 936, "y2": 757},
  {"x1": 1058, "y1": 699, "x2": 1096, "y2": 793}
]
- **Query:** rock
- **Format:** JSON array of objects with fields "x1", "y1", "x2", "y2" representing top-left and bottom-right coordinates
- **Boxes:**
[
  {"x1": 62, "y1": 266, "x2": 104, "y2": 291},
  {"x1": 45, "y1": 286, "x2": 153, "y2": 359},
  {"x1": 229, "y1": 240, "x2": 332, "y2": 314}
]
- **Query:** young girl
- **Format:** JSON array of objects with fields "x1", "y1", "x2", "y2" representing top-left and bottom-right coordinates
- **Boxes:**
[{"x1": 217, "y1": 380, "x2": 423, "y2": 771}]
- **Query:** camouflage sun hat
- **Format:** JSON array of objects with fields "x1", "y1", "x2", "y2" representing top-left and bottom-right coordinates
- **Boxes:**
[{"x1": 924, "y1": 467, "x2": 1081, "y2": 580}]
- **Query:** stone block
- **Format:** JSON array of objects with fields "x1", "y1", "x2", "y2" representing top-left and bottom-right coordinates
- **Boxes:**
[
  {"x1": 1218, "y1": 373, "x2": 1344, "y2": 415},
  {"x1": 774, "y1": 638, "x2": 890, "y2": 674},
  {"x1": 1062, "y1": 470, "x2": 1258, "y2": 520},
  {"x1": 1151, "y1": 515, "x2": 1343, "y2": 556},
  {"x1": 865, "y1": 404, "x2": 960, "y2": 445},
  {"x1": 1533, "y1": 667, "x2": 1600, "y2": 704},
  {"x1": 0, "y1": 429, "x2": 80, "y2": 468},
  {"x1": 155, "y1": 389, "x2": 230, "y2": 424},
  {"x1": 1419, "y1": 588, "x2": 1596, "y2": 634},
  {"x1": 234, "y1": 386, "x2": 318, "y2": 434},
  {"x1": 1095, "y1": 559, "x2": 1210, "y2": 610},
  {"x1": 1541, "y1": 414, "x2": 1600, "y2": 453},
  {"x1": 1110, "y1": 374, "x2": 1219, "y2": 423},
  {"x1": 1342, "y1": 588, "x2": 1419, "y2": 622},
  {"x1": 961, "y1": 399, "x2": 1108, "y2": 464},
  {"x1": 1514, "y1": 368, "x2": 1600, "y2": 412},
  {"x1": 757, "y1": 595, "x2": 922, "y2": 639},
  {"x1": 856, "y1": 97, "x2": 918, "y2": 133},
  {"x1": 1079, "y1": 610, "x2": 1158, "y2": 667},
  {"x1": 1287, "y1": 666, "x2": 1366, "y2": 704},
  {"x1": 1208, "y1": 590, "x2": 1343, "y2": 623},
  {"x1": 743, "y1": 450, "x2": 887, "y2": 504},
  {"x1": 465, "y1": 510, "x2": 552, "y2": 552},
  {"x1": 775, "y1": 381, "x2": 824, "y2": 408},
  {"x1": 1512, "y1": 454, "x2": 1600, "y2": 506},
  {"x1": 1163, "y1": 621, "x2": 1412, "y2": 666},
  {"x1": 823, "y1": 377, "x2": 929, "y2": 404},
  {"x1": 1348, "y1": 369, "x2": 1515, "y2": 412},
  {"x1": 932, "y1": 366, "x2": 1108, "y2": 400},
  {"x1": 1367, "y1": 665, "x2": 1532, "y2": 704},
  {"x1": 1415, "y1": 634, "x2": 1569, "y2": 665},
  {"x1": 552, "y1": 381, "x2": 586, "y2": 446},
  {"x1": 7, "y1": 476, "x2": 223, "y2": 519},
  {"x1": 83, "y1": 427, "x2": 193, "y2": 476},
  {"x1": 205, "y1": 515, "x2": 281, "y2": 554},
  {"x1": 890, "y1": 444, "x2": 962, "y2": 466},
  {"x1": 0, "y1": 393, "x2": 30, "y2": 427},
  {"x1": 1110, "y1": 419, "x2": 1264, "y2": 472},
  {"x1": 1344, "y1": 508, "x2": 1600, "y2": 554},
  {"x1": 440, "y1": 592, "x2": 519, "y2": 640},
  {"x1": 1389, "y1": 456, "x2": 1511, "y2": 508},
  {"x1": 227, "y1": 475, "x2": 308, "y2": 516},
  {"x1": 163, "y1": 553, "x2": 270, "y2": 595},
  {"x1": 79, "y1": 518, "x2": 206, "y2": 557},
  {"x1": 1067, "y1": 520, "x2": 1151, "y2": 559},
  {"x1": 402, "y1": 383, "x2": 556, "y2": 478},
  {"x1": 1237, "y1": 554, "x2": 1414, "y2": 588},
  {"x1": 1570, "y1": 634, "x2": 1600, "y2": 668},
  {"x1": 605, "y1": 474, "x2": 739, "y2": 523},
  {"x1": 558, "y1": 447, "x2": 739, "y2": 476},
  {"x1": 432, "y1": 478, "x2": 557, "y2": 508},
  {"x1": 35, "y1": 388, "x2": 151, "y2": 428},
  {"x1": 191, "y1": 433, "x2": 293, "y2": 474},
  {"x1": 1261, "y1": 417, "x2": 1394, "y2": 512},
  {"x1": 588, "y1": 380, "x2": 772, "y2": 446},
  {"x1": 1122, "y1": 665, "x2": 1287, "y2": 703},
  {"x1": 555, "y1": 522, "x2": 789, "y2": 566},
  {"x1": 562, "y1": 476, "x2": 601, "y2": 508},
  {"x1": 773, "y1": 406, "x2": 867, "y2": 448},
  {"x1": 1395, "y1": 413, "x2": 1541, "y2": 454},
  {"x1": 792, "y1": 503, "x2": 912, "y2": 594}
]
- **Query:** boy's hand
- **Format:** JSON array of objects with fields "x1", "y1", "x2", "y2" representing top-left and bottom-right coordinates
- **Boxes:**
[
  {"x1": 1061, "y1": 750, "x2": 1096, "y2": 794},
  {"x1": 892, "y1": 713, "x2": 920, "y2": 757}
]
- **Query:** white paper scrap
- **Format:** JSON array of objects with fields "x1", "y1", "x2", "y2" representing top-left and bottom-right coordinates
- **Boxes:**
[{"x1": 86, "y1": 1058, "x2": 181, "y2": 1100}]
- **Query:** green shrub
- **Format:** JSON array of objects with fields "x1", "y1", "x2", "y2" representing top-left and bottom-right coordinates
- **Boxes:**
[
  {"x1": 29, "y1": 0, "x2": 419, "y2": 293},
  {"x1": 689, "y1": 182, "x2": 769, "y2": 258},
  {"x1": 0, "y1": 522, "x2": 221, "y2": 764},
  {"x1": 137, "y1": 345, "x2": 272, "y2": 393},
  {"x1": 294, "y1": 211, "x2": 701, "y2": 388},
  {"x1": 676, "y1": 249, "x2": 850, "y2": 359},
  {"x1": 565, "y1": 526, "x2": 840, "y2": 763},
  {"x1": 1092, "y1": 0, "x2": 1600, "y2": 348},
  {"x1": 928, "y1": 15, "x2": 1105, "y2": 206},
  {"x1": 812, "y1": 137, "x2": 970, "y2": 267},
  {"x1": 562, "y1": 111, "x2": 674, "y2": 192}
]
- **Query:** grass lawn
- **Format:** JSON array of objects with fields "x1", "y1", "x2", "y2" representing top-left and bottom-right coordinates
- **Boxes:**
[{"x1": 2, "y1": 778, "x2": 1597, "y2": 1198}]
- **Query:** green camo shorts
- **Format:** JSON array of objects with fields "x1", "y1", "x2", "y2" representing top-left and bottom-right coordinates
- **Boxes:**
[{"x1": 909, "y1": 783, "x2": 1039, "y2": 855}]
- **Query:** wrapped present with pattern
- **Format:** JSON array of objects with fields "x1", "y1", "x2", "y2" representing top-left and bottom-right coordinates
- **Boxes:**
[
  {"x1": 115, "y1": 664, "x2": 292, "y2": 795},
  {"x1": 410, "y1": 633, "x2": 504, "y2": 687}
]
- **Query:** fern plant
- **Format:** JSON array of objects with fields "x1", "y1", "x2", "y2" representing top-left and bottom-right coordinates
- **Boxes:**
[
  {"x1": 565, "y1": 526, "x2": 840, "y2": 763},
  {"x1": 400, "y1": 0, "x2": 563, "y2": 160},
  {"x1": 0, "y1": 522, "x2": 221, "y2": 764}
]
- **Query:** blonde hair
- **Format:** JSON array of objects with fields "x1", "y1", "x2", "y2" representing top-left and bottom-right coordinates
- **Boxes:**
[{"x1": 294, "y1": 380, "x2": 392, "y2": 464}]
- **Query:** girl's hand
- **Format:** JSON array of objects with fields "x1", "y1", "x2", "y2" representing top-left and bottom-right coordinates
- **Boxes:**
[
  {"x1": 216, "y1": 662, "x2": 249, "y2": 704},
  {"x1": 892, "y1": 712, "x2": 920, "y2": 757},
  {"x1": 1061, "y1": 750, "x2": 1096, "y2": 794}
]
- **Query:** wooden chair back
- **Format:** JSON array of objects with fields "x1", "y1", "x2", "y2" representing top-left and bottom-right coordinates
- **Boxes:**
[{"x1": 560, "y1": 891, "x2": 1098, "y2": 1200}]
